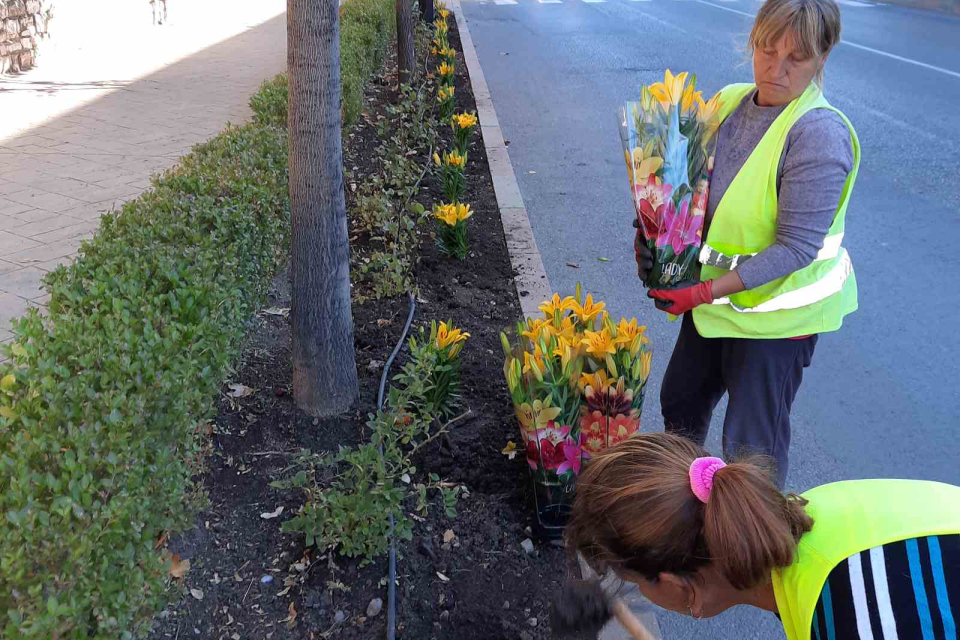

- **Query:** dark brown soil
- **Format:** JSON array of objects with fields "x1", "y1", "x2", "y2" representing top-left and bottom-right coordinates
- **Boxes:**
[{"x1": 148, "y1": 16, "x2": 570, "y2": 640}]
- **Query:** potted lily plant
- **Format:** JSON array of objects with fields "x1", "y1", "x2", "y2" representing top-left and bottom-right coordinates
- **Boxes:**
[{"x1": 501, "y1": 284, "x2": 652, "y2": 538}]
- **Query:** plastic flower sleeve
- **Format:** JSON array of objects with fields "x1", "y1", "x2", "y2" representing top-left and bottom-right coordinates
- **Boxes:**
[{"x1": 618, "y1": 71, "x2": 722, "y2": 290}]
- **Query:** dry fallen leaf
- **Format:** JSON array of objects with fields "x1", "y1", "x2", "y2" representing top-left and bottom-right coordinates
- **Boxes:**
[
  {"x1": 501, "y1": 441, "x2": 519, "y2": 460},
  {"x1": 227, "y1": 383, "x2": 254, "y2": 398},
  {"x1": 283, "y1": 601, "x2": 298, "y2": 629},
  {"x1": 437, "y1": 572, "x2": 450, "y2": 583},
  {"x1": 169, "y1": 553, "x2": 191, "y2": 579},
  {"x1": 190, "y1": 588, "x2": 204, "y2": 601},
  {"x1": 263, "y1": 307, "x2": 290, "y2": 317},
  {"x1": 260, "y1": 506, "x2": 284, "y2": 520},
  {"x1": 566, "y1": 262, "x2": 581, "y2": 269},
  {"x1": 155, "y1": 531, "x2": 169, "y2": 550},
  {"x1": 443, "y1": 530, "x2": 456, "y2": 544}
]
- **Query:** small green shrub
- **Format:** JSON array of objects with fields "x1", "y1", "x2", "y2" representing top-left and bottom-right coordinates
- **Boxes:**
[
  {"x1": 0, "y1": 117, "x2": 289, "y2": 638},
  {"x1": 275, "y1": 321, "x2": 470, "y2": 565}
]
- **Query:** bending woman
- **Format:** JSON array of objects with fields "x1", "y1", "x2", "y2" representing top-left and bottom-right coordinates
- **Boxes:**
[{"x1": 567, "y1": 432, "x2": 960, "y2": 640}]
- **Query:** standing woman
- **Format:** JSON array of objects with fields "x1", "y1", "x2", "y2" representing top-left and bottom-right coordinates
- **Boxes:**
[
  {"x1": 634, "y1": 0, "x2": 859, "y2": 486},
  {"x1": 566, "y1": 433, "x2": 960, "y2": 640}
]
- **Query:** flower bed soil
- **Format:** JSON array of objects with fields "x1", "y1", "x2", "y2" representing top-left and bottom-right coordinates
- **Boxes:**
[{"x1": 148, "y1": 17, "x2": 571, "y2": 640}]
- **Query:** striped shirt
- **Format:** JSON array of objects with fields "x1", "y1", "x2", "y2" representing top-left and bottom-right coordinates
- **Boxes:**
[{"x1": 812, "y1": 535, "x2": 960, "y2": 640}]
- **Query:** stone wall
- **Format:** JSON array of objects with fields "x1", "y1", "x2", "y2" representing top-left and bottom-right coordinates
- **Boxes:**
[{"x1": 1, "y1": 0, "x2": 51, "y2": 74}]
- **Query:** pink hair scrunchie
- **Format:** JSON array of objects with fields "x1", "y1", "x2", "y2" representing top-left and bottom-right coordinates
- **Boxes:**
[{"x1": 689, "y1": 456, "x2": 726, "y2": 503}]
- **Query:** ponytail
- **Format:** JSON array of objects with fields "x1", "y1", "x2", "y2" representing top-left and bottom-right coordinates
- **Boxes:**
[
  {"x1": 703, "y1": 460, "x2": 813, "y2": 589},
  {"x1": 566, "y1": 433, "x2": 813, "y2": 591}
]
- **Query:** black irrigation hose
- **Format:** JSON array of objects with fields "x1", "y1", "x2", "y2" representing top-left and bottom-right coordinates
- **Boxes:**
[{"x1": 377, "y1": 291, "x2": 417, "y2": 640}]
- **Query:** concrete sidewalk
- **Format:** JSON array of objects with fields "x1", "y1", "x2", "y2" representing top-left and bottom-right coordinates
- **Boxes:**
[{"x1": 0, "y1": 0, "x2": 287, "y2": 344}]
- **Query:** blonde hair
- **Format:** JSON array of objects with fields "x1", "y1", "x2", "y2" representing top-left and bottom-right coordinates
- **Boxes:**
[
  {"x1": 565, "y1": 433, "x2": 814, "y2": 590},
  {"x1": 749, "y1": 0, "x2": 842, "y2": 87}
]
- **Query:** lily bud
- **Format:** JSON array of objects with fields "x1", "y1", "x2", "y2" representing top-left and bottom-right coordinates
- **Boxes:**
[
  {"x1": 500, "y1": 332, "x2": 512, "y2": 358},
  {"x1": 605, "y1": 355, "x2": 618, "y2": 379}
]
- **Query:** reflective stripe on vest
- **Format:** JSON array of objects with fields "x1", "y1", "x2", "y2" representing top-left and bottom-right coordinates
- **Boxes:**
[
  {"x1": 774, "y1": 480, "x2": 960, "y2": 640},
  {"x1": 711, "y1": 249, "x2": 852, "y2": 313},
  {"x1": 699, "y1": 233, "x2": 845, "y2": 272}
]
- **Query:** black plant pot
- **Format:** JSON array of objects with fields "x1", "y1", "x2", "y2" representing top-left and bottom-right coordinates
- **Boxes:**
[{"x1": 531, "y1": 475, "x2": 576, "y2": 541}]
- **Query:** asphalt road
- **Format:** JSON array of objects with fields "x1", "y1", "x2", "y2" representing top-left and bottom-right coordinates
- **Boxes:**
[{"x1": 458, "y1": 0, "x2": 960, "y2": 637}]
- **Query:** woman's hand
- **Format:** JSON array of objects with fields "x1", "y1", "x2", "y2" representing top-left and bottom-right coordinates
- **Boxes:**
[
  {"x1": 632, "y1": 219, "x2": 653, "y2": 282},
  {"x1": 647, "y1": 270, "x2": 746, "y2": 315},
  {"x1": 648, "y1": 281, "x2": 714, "y2": 315}
]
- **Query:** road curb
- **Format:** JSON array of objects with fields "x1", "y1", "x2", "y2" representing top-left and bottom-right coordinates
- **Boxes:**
[
  {"x1": 449, "y1": 0, "x2": 551, "y2": 319},
  {"x1": 448, "y1": 6, "x2": 664, "y2": 640}
]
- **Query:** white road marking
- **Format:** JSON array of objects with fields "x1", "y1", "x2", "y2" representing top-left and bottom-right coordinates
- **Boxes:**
[{"x1": 694, "y1": 0, "x2": 960, "y2": 79}]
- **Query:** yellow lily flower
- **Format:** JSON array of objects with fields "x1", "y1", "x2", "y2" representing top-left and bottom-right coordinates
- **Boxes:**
[
  {"x1": 521, "y1": 317, "x2": 548, "y2": 342},
  {"x1": 552, "y1": 316, "x2": 579, "y2": 344},
  {"x1": 624, "y1": 146, "x2": 663, "y2": 187},
  {"x1": 516, "y1": 398, "x2": 561, "y2": 433},
  {"x1": 523, "y1": 347, "x2": 545, "y2": 378},
  {"x1": 439, "y1": 8, "x2": 450, "y2": 18},
  {"x1": 648, "y1": 69, "x2": 689, "y2": 110},
  {"x1": 551, "y1": 335, "x2": 573, "y2": 359},
  {"x1": 579, "y1": 369, "x2": 611, "y2": 391},
  {"x1": 696, "y1": 92, "x2": 723, "y2": 124},
  {"x1": 452, "y1": 202, "x2": 472, "y2": 222},
  {"x1": 439, "y1": 62, "x2": 455, "y2": 77},
  {"x1": 433, "y1": 203, "x2": 458, "y2": 227},
  {"x1": 571, "y1": 293, "x2": 607, "y2": 326},
  {"x1": 445, "y1": 150, "x2": 466, "y2": 167},
  {"x1": 539, "y1": 293, "x2": 576, "y2": 317},
  {"x1": 438, "y1": 86, "x2": 455, "y2": 102},
  {"x1": 436, "y1": 321, "x2": 470, "y2": 349},
  {"x1": 433, "y1": 152, "x2": 442, "y2": 166},
  {"x1": 452, "y1": 112, "x2": 478, "y2": 130},
  {"x1": 614, "y1": 317, "x2": 647, "y2": 347},
  {"x1": 582, "y1": 329, "x2": 616, "y2": 360},
  {"x1": 681, "y1": 82, "x2": 702, "y2": 115}
]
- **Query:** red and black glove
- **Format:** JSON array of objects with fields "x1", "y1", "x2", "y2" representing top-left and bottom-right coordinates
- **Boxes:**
[{"x1": 648, "y1": 281, "x2": 714, "y2": 316}]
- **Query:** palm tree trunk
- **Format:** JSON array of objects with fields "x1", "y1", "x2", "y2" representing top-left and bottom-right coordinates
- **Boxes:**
[
  {"x1": 420, "y1": 0, "x2": 434, "y2": 25},
  {"x1": 397, "y1": 0, "x2": 416, "y2": 85},
  {"x1": 287, "y1": 0, "x2": 359, "y2": 417}
]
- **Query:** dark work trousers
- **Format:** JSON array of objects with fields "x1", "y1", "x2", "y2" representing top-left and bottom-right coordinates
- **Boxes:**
[{"x1": 660, "y1": 313, "x2": 818, "y2": 488}]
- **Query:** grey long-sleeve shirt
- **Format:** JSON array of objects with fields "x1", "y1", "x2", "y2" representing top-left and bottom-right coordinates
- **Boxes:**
[{"x1": 705, "y1": 90, "x2": 854, "y2": 290}]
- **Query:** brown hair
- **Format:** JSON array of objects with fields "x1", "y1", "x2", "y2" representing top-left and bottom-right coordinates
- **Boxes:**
[
  {"x1": 749, "y1": 0, "x2": 842, "y2": 87},
  {"x1": 565, "y1": 432, "x2": 813, "y2": 590}
]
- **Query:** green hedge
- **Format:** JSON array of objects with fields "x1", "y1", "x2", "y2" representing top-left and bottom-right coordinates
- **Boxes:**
[
  {"x1": 0, "y1": 0, "x2": 398, "y2": 632},
  {"x1": 0, "y1": 111, "x2": 289, "y2": 636},
  {"x1": 251, "y1": 0, "x2": 397, "y2": 129},
  {"x1": 341, "y1": 0, "x2": 397, "y2": 125}
]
